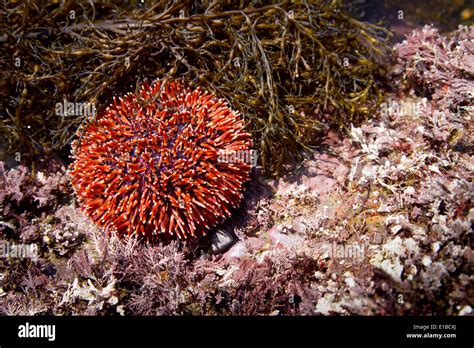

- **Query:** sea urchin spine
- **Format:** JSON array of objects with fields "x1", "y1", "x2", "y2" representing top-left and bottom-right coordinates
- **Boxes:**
[{"x1": 69, "y1": 81, "x2": 253, "y2": 241}]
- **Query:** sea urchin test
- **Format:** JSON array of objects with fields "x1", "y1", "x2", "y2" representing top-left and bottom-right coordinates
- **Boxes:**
[{"x1": 69, "y1": 81, "x2": 253, "y2": 241}]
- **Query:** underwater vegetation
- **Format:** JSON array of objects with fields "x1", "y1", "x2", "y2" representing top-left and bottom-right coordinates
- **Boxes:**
[
  {"x1": 0, "y1": 1, "x2": 471, "y2": 318},
  {"x1": 395, "y1": 24, "x2": 473, "y2": 116},
  {"x1": 0, "y1": 0, "x2": 391, "y2": 174},
  {"x1": 69, "y1": 80, "x2": 252, "y2": 241}
]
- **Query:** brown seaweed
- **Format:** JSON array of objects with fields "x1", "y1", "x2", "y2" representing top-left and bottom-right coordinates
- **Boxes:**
[{"x1": 0, "y1": 0, "x2": 391, "y2": 175}]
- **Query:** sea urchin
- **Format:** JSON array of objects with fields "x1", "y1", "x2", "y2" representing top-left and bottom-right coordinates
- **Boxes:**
[{"x1": 69, "y1": 81, "x2": 253, "y2": 241}]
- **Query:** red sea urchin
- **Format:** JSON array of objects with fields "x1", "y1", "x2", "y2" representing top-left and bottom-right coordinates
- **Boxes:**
[{"x1": 69, "y1": 81, "x2": 253, "y2": 241}]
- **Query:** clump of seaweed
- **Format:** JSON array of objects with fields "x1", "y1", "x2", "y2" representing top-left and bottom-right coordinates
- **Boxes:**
[
  {"x1": 394, "y1": 25, "x2": 473, "y2": 111},
  {"x1": 0, "y1": 161, "x2": 86, "y2": 256},
  {"x1": 393, "y1": 25, "x2": 473, "y2": 153},
  {"x1": 0, "y1": 0, "x2": 391, "y2": 174}
]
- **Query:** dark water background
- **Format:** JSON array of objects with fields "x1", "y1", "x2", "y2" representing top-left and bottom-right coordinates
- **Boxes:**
[{"x1": 346, "y1": 0, "x2": 473, "y2": 42}]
